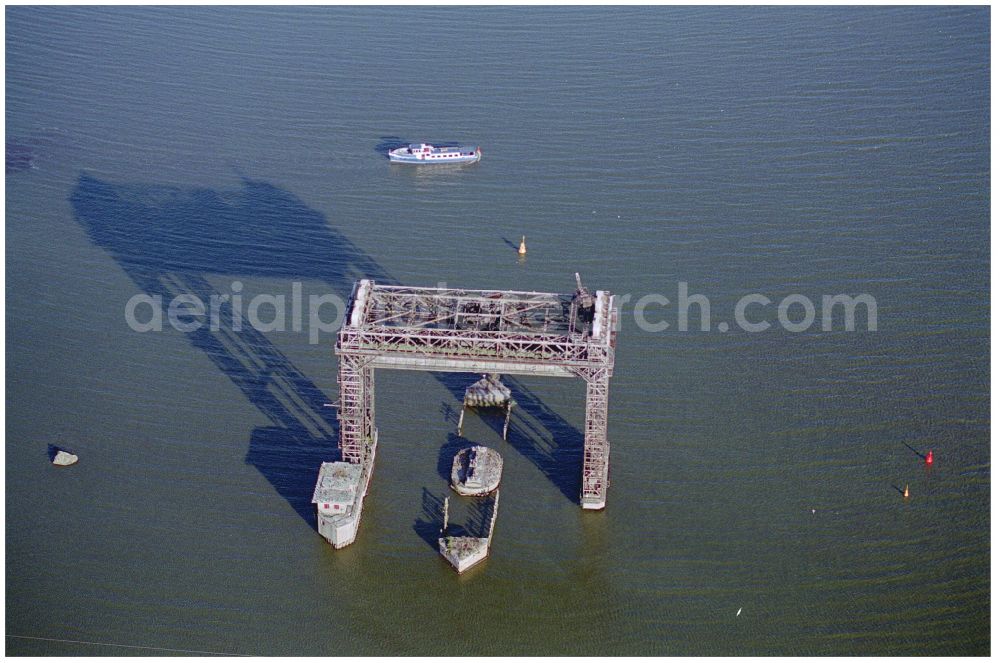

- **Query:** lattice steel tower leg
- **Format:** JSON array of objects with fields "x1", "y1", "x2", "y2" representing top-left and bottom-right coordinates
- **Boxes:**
[
  {"x1": 581, "y1": 369, "x2": 611, "y2": 509},
  {"x1": 338, "y1": 353, "x2": 374, "y2": 464},
  {"x1": 362, "y1": 364, "x2": 376, "y2": 462}
]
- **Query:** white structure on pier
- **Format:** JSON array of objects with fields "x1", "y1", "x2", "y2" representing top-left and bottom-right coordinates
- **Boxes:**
[
  {"x1": 312, "y1": 459, "x2": 373, "y2": 548},
  {"x1": 318, "y1": 278, "x2": 618, "y2": 547}
]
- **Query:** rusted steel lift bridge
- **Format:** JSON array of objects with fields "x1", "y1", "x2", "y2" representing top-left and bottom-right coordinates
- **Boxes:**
[{"x1": 317, "y1": 278, "x2": 618, "y2": 547}]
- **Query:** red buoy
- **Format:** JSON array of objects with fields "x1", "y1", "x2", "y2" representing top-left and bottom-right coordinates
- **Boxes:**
[{"x1": 926, "y1": 450, "x2": 934, "y2": 465}]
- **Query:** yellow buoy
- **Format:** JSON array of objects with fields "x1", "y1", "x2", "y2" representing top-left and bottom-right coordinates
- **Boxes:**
[{"x1": 518, "y1": 235, "x2": 527, "y2": 256}]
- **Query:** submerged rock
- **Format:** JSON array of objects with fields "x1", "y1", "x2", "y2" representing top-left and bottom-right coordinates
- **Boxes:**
[{"x1": 52, "y1": 450, "x2": 78, "y2": 466}]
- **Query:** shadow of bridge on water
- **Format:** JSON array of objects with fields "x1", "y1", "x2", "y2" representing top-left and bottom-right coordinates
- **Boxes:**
[{"x1": 70, "y1": 172, "x2": 584, "y2": 531}]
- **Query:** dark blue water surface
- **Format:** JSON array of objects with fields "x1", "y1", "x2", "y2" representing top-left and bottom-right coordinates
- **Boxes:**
[{"x1": 6, "y1": 6, "x2": 989, "y2": 655}]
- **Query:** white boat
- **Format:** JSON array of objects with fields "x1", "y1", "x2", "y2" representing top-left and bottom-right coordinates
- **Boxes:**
[{"x1": 388, "y1": 143, "x2": 481, "y2": 164}]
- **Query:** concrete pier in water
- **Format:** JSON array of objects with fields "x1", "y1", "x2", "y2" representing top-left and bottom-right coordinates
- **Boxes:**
[{"x1": 439, "y1": 491, "x2": 501, "y2": 573}]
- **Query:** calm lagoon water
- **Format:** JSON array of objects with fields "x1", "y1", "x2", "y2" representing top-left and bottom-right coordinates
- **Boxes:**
[{"x1": 6, "y1": 6, "x2": 989, "y2": 655}]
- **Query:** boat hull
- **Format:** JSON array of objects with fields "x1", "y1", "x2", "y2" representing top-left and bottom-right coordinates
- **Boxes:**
[
  {"x1": 388, "y1": 144, "x2": 481, "y2": 164},
  {"x1": 388, "y1": 153, "x2": 480, "y2": 165}
]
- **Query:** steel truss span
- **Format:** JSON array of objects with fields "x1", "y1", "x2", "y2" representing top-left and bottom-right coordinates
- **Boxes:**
[{"x1": 334, "y1": 279, "x2": 617, "y2": 509}]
